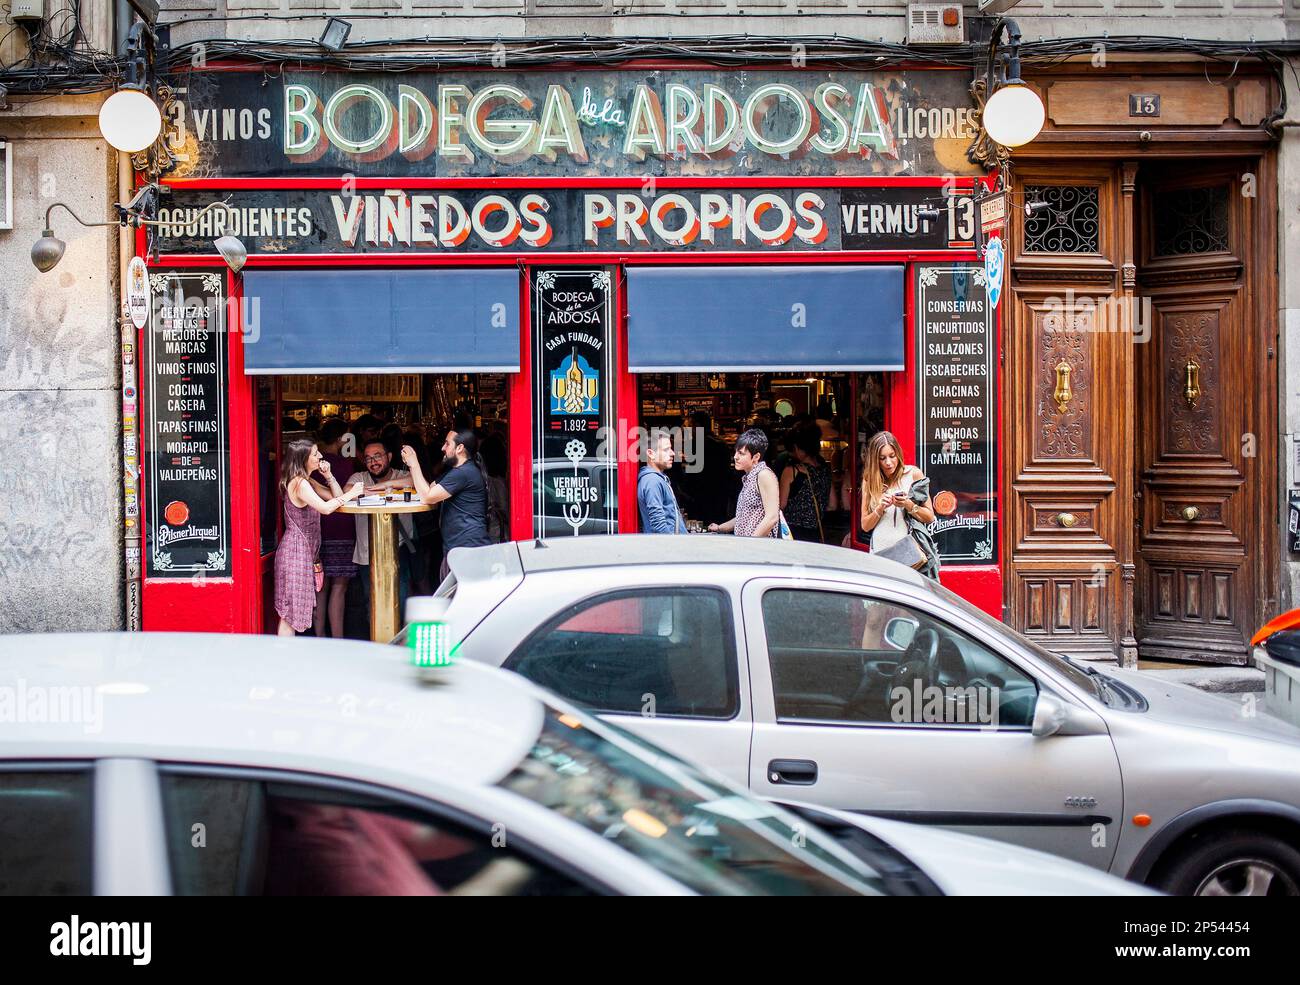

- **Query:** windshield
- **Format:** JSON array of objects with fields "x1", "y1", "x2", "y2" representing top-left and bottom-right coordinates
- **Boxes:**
[
  {"x1": 927, "y1": 580, "x2": 1101, "y2": 700},
  {"x1": 499, "y1": 706, "x2": 886, "y2": 896}
]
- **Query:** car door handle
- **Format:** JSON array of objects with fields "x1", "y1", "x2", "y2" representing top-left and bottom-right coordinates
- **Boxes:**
[{"x1": 767, "y1": 759, "x2": 818, "y2": 785}]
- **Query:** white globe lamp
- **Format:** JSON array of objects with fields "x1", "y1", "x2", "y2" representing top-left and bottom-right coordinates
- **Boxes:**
[
  {"x1": 982, "y1": 83, "x2": 1045, "y2": 149},
  {"x1": 99, "y1": 85, "x2": 163, "y2": 153}
]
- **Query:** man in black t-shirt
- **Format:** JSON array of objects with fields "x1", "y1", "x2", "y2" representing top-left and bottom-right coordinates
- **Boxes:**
[{"x1": 402, "y1": 428, "x2": 492, "y2": 582}]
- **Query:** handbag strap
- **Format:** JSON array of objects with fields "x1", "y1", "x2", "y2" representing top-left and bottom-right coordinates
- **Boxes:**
[{"x1": 797, "y1": 464, "x2": 826, "y2": 542}]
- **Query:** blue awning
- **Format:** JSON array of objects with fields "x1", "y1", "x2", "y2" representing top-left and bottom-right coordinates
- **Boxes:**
[
  {"x1": 241, "y1": 269, "x2": 520, "y2": 374},
  {"x1": 626, "y1": 265, "x2": 904, "y2": 372}
]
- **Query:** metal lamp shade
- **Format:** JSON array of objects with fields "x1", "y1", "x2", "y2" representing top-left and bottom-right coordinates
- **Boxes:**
[
  {"x1": 31, "y1": 229, "x2": 67, "y2": 272},
  {"x1": 214, "y1": 235, "x2": 247, "y2": 273}
]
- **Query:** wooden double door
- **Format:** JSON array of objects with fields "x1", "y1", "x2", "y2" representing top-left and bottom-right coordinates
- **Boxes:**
[{"x1": 1005, "y1": 158, "x2": 1277, "y2": 665}]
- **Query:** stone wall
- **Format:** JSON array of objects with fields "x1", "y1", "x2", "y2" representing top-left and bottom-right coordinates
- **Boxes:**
[
  {"x1": 0, "y1": 94, "x2": 124, "y2": 632},
  {"x1": 154, "y1": 0, "x2": 1296, "y2": 45}
]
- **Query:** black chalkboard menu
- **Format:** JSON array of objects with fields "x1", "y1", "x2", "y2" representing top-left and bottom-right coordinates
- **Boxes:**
[
  {"x1": 145, "y1": 269, "x2": 232, "y2": 578},
  {"x1": 531, "y1": 268, "x2": 618, "y2": 539},
  {"x1": 914, "y1": 265, "x2": 997, "y2": 565}
]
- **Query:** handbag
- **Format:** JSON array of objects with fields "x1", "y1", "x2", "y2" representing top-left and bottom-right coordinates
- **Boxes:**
[
  {"x1": 776, "y1": 510, "x2": 794, "y2": 541},
  {"x1": 870, "y1": 478, "x2": 929, "y2": 570},
  {"x1": 313, "y1": 559, "x2": 325, "y2": 593},
  {"x1": 873, "y1": 531, "x2": 927, "y2": 570}
]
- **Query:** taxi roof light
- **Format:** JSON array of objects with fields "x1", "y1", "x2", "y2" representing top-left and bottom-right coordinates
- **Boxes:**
[{"x1": 407, "y1": 597, "x2": 454, "y2": 675}]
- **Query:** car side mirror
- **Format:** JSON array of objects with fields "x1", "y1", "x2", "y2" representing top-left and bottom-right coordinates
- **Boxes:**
[
  {"x1": 883, "y1": 617, "x2": 919, "y2": 652},
  {"x1": 1029, "y1": 696, "x2": 1071, "y2": 738},
  {"x1": 1031, "y1": 693, "x2": 1069, "y2": 738}
]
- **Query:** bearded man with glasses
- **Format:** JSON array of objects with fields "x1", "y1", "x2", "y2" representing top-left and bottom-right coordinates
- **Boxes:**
[{"x1": 345, "y1": 439, "x2": 419, "y2": 623}]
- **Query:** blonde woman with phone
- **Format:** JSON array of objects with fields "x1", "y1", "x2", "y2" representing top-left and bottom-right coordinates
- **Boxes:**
[{"x1": 860, "y1": 431, "x2": 940, "y2": 580}]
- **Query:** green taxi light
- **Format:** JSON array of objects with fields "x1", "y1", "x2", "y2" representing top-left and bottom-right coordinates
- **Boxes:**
[{"x1": 409, "y1": 621, "x2": 453, "y2": 668}]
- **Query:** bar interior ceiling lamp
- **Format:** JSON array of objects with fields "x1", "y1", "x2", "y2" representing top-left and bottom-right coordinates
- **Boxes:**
[
  {"x1": 625, "y1": 265, "x2": 905, "y2": 372},
  {"x1": 241, "y1": 269, "x2": 521, "y2": 374}
]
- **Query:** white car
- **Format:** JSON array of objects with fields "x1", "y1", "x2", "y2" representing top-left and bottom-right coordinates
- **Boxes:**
[
  {"x1": 0, "y1": 632, "x2": 1148, "y2": 896},
  {"x1": 425, "y1": 536, "x2": 1300, "y2": 896}
]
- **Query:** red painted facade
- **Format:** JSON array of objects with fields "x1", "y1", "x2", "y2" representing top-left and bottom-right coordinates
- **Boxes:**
[{"x1": 139, "y1": 137, "x2": 1002, "y2": 632}]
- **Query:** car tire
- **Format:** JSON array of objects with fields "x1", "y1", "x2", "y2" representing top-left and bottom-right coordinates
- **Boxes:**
[{"x1": 1156, "y1": 829, "x2": 1300, "y2": 897}]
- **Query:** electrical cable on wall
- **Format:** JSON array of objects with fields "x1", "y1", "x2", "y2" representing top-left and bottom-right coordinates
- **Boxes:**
[{"x1": 1, "y1": 21, "x2": 1296, "y2": 124}]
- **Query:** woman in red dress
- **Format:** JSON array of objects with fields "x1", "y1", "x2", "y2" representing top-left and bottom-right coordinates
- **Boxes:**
[{"x1": 275, "y1": 439, "x2": 364, "y2": 637}]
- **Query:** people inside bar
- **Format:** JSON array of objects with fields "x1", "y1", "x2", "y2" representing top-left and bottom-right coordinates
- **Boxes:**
[
  {"x1": 261, "y1": 374, "x2": 511, "y2": 637},
  {"x1": 639, "y1": 373, "x2": 866, "y2": 542}
]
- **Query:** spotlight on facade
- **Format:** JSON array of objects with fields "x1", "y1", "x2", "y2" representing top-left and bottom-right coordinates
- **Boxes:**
[
  {"x1": 979, "y1": 18, "x2": 1045, "y2": 150},
  {"x1": 215, "y1": 235, "x2": 248, "y2": 273},
  {"x1": 319, "y1": 17, "x2": 352, "y2": 52},
  {"x1": 99, "y1": 83, "x2": 164, "y2": 154}
]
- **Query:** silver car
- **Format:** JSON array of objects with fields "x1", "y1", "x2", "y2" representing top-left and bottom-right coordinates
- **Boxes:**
[
  {"x1": 430, "y1": 536, "x2": 1300, "y2": 896},
  {"x1": 0, "y1": 632, "x2": 1147, "y2": 896}
]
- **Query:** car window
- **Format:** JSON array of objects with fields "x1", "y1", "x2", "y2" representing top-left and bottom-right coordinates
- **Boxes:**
[
  {"x1": 0, "y1": 770, "x2": 93, "y2": 895},
  {"x1": 158, "y1": 772, "x2": 594, "y2": 896},
  {"x1": 761, "y1": 588, "x2": 1038, "y2": 728},
  {"x1": 504, "y1": 588, "x2": 739, "y2": 718},
  {"x1": 500, "y1": 705, "x2": 886, "y2": 896},
  {"x1": 926, "y1": 579, "x2": 1100, "y2": 699}
]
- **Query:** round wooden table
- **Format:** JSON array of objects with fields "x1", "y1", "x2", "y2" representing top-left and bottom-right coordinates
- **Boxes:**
[{"x1": 339, "y1": 500, "x2": 431, "y2": 643}]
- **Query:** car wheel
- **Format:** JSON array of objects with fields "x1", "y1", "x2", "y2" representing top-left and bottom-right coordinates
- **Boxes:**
[{"x1": 1158, "y1": 830, "x2": 1300, "y2": 897}]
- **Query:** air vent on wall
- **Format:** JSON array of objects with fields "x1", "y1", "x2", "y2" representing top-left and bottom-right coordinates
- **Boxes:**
[{"x1": 907, "y1": 3, "x2": 963, "y2": 45}]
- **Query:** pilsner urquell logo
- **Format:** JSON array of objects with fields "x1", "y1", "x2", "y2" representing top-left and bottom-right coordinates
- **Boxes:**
[{"x1": 157, "y1": 523, "x2": 220, "y2": 547}]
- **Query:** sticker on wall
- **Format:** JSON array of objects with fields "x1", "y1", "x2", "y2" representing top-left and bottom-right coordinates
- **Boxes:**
[
  {"x1": 127, "y1": 256, "x2": 151, "y2": 330},
  {"x1": 983, "y1": 235, "x2": 1004, "y2": 310}
]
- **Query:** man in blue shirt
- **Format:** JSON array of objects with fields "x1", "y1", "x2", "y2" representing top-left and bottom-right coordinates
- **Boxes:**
[{"x1": 637, "y1": 431, "x2": 687, "y2": 534}]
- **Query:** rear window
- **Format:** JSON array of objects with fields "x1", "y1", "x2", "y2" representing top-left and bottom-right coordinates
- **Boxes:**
[{"x1": 504, "y1": 588, "x2": 739, "y2": 718}]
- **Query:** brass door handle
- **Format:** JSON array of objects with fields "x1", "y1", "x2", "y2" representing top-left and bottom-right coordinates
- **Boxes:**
[
  {"x1": 1184, "y1": 359, "x2": 1201, "y2": 407},
  {"x1": 1182, "y1": 505, "x2": 1201, "y2": 522},
  {"x1": 1057, "y1": 512, "x2": 1078, "y2": 528},
  {"x1": 1053, "y1": 361, "x2": 1073, "y2": 413}
]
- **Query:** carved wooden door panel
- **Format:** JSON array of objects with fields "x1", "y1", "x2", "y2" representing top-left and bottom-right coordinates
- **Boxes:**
[
  {"x1": 1004, "y1": 164, "x2": 1132, "y2": 662},
  {"x1": 1134, "y1": 165, "x2": 1259, "y2": 664}
]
